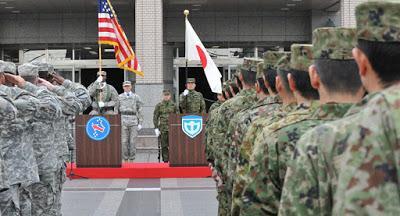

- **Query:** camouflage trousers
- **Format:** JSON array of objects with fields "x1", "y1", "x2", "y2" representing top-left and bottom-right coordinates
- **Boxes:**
[
  {"x1": 217, "y1": 187, "x2": 230, "y2": 216},
  {"x1": 0, "y1": 184, "x2": 20, "y2": 216},
  {"x1": 31, "y1": 171, "x2": 57, "y2": 216},
  {"x1": 160, "y1": 130, "x2": 169, "y2": 162},
  {"x1": 52, "y1": 163, "x2": 66, "y2": 216},
  {"x1": 121, "y1": 125, "x2": 139, "y2": 161},
  {"x1": 19, "y1": 185, "x2": 33, "y2": 216}
]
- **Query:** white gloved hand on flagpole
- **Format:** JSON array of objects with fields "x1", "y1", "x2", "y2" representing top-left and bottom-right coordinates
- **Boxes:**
[
  {"x1": 183, "y1": 89, "x2": 189, "y2": 96},
  {"x1": 96, "y1": 75, "x2": 103, "y2": 83},
  {"x1": 137, "y1": 124, "x2": 142, "y2": 131},
  {"x1": 98, "y1": 101, "x2": 105, "y2": 108},
  {"x1": 154, "y1": 128, "x2": 160, "y2": 137}
]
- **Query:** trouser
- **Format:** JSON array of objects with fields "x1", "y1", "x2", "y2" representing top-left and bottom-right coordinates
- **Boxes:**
[
  {"x1": 19, "y1": 185, "x2": 32, "y2": 216},
  {"x1": 122, "y1": 125, "x2": 138, "y2": 161},
  {"x1": 160, "y1": 130, "x2": 169, "y2": 162},
  {"x1": 0, "y1": 184, "x2": 20, "y2": 216},
  {"x1": 52, "y1": 163, "x2": 66, "y2": 216},
  {"x1": 217, "y1": 187, "x2": 229, "y2": 216},
  {"x1": 31, "y1": 171, "x2": 57, "y2": 216}
]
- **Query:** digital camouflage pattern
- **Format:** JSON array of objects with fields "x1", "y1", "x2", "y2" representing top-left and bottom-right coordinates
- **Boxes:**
[
  {"x1": 179, "y1": 89, "x2": 206, "y2": 114},
  {"x1": 312, "y1": 27, "x2": 357, "y2": 60},
  {"x1": 205, "y1": 101, "x2": 222, "y2": 162},
  {"x1": 88, "y1": 80, "x2": 119, "y2": 115},
  {"x1": 239, "y1": 103, "x2": 317, "y2": 215},
  {"x1": 356, "y1": 1, "x2": 400, "y2": 43},
  {"x1": 263, "y1": 51, "x2": 289, "y2": 70},
  {"x1": 209, "y1": 100, "x2": 223, "y2": 113},
  {"x1": 290, "y1": 44, "x2": 313, "y2": 72},
  {"x1": 153, "y1": 99, "x2": 178, "y2": 162}
]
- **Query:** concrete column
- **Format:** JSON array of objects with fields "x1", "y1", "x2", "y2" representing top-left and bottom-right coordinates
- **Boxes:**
[
  {"x1": 135, "y1": 0, "x2": 163, "y2": 128},
  {"x1": 340, "y1": 0, "x2": 367, "y2": 27}
]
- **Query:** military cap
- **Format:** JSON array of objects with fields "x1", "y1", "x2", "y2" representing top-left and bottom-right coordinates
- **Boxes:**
[
  {"x1": 256, "y1": 62, "x2": 265, "y2": 79},
  {"x1": 276, "y1": 54, "x2": 292, "y2": 73},
  {"x1": 290, "y1": 44, "x2": 313, "y2": 72},
  {"x1": 356, "y1": 1, "x2": 400, "y2": 43},
  {"x1": 31, "y1": 61, "x2": 54, "y2": 72},
  {"x1": 187, "y1": 78, "x2": 196, "y2": 83},
  {"x1": 242, "y1": 58, "x2": 263, "y2": 71},
  {"x1": 162, "y1": 89, "x2": 171, "y2": 95},
  {"x1": 263, "y1": 51, "x2": 289, "y2": 70},
  {"x1": 0, "y1": 61, "x2": 16, "y2": 74},
  {"x1": 313, "y1": 27, "x2": 357, "y2": 60},
  {"x1": 18, "y1": 63, "x2": 39, "y2": 77},
  {"x1": 97, "y1": 71, "x2": 107, "y2": 76},
  {"x1": 123, "y1": 81, "x2": 132, "y2": 86}
]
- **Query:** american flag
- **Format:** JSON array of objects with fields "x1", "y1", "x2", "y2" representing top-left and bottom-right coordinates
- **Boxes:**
[{"x1": 98, "y1": 0, "x2": 143, "y2": 76}]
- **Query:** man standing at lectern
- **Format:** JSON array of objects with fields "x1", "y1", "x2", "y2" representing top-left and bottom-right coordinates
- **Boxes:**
[
  {"x1": 88, "y1": 71, "x2": 119, "y2": 115},
  {"x1": 179, "y1": 78, "x2": 206, "y2": 114},
  {"x1": 118, "y1": 81, "x2": 144, "y2": 162}
]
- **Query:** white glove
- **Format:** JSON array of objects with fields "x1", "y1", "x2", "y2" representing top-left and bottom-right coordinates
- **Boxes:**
[
  {"x1": 96, "y1": 76, "x2": 103, "y2": 83},
  {"x1": 98, "y1": 101, "x2": 105, "y2": 108},
  {"x1": 138, "y1": 124, "x2": 142, "y2": 130},
  {"x1": 154, "y1": 128, "x2": 160, "y2": 137},
  {"x1": 183, "y1": 89, "x2": 189, "y2": 96}
]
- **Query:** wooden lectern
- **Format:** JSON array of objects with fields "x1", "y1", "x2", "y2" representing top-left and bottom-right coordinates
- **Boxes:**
[
  {"x1": 168, "y1": 114, "x2": 208, "y2": 167},
  {"x1": 75, "y1": 115, "x2": 122, "y2": 167}
]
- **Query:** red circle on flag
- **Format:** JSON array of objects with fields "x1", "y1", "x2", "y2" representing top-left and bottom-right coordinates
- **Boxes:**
[{"x1": 196, "y1": 45, "x2": 207, "y2": 68}]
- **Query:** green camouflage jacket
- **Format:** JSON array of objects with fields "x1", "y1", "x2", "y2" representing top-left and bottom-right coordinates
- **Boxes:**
[
  {"x1": 205, "y1": 102, "x2": 222, "y2": 162},
  {"x1": 179, "y1": 90, "x2": 206, "y2": 114},
  {"x1": 153, "y1": 100, "x2": 178, "y2": 131},
  {"x1": 209, "y1": 101, "x2": 223, "y2": 113},
  {"x1": 279, "y1": 95, "x2": 373, "y2": 216},
  {"x1": 240, "y1": 102, "x2": 318, "y2": 216}
]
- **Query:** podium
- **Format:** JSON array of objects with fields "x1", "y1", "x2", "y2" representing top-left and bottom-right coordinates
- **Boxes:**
[
  {"x1": 168, "y1": 114, "x2": 208, "y2": 167},
  {"x1": 75, "y1": 115, "x2": 122, "y2": 167}
]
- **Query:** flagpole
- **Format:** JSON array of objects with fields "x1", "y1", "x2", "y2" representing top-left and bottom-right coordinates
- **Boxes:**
[
  {"x1": 99, "y1": 43, "x2": 102, "y2": 72},
  {"x1": 184, "y1": 9, "x2": 189, "y2": 85}
]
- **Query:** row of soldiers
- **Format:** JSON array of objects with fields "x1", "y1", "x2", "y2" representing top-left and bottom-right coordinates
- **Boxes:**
[
  {"x1": 0, "y1": 61, "x2": 91, "y2": 216},
  {"x1": 205, "y1": 1, "x2": 400, "y2": 215}
]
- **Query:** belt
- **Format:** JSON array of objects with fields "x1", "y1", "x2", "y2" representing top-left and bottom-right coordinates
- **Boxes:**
[{"x1": 121, "y1": 111, "x2": 137, "y2": 115}]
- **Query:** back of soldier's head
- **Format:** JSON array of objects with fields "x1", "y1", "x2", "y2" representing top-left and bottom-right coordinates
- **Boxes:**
[
  {"x1": 276, "y1": 55, "x2": 292, "y2": 95},
  {"x1": 239, "y1": 66, "x2": 257, "y2": 87},
  {"x1": 355, "y1": 1, "x2": 400, "y2": 87},
  {"x1": 263, "y1": 51, "x2": 290, "y2": 94},
  {"x1": 19, "y1": 63, "x2": 39, "y2": 84},
  {"x1": 312, "y1": 27, "x2": 362, "y2": 95},
  {"x1": 289, "y1": 44, "x2": 319, "y2": 100}
]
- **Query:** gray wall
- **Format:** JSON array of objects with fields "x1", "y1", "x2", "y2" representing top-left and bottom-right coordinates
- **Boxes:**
[
  {"x1": 165, "y1": 11, "x2": 312, "y2": 43},
  {"x1": 311, "y1": 10, "x2": 341, "y2": 30},
  {"x1": 0, "y1": 13, "x2": 135, "y2": 44}
]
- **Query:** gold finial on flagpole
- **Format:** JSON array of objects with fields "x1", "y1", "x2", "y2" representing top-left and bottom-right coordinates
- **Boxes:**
[{"x1": 184, "y1": 9, "x2": 189, "y2": 17}]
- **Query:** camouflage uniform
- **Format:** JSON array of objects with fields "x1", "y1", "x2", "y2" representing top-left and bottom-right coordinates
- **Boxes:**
[
  {"x1": 208, "y1": 100, "x2": 222, "y2": 113},
  {"x1": 212, "y1": 67, "x2": 257, "y2": 215},
  {"x1": 333, "y1": 2, "x2": 400, "y2": 215},
  {"x1": 88, "y1": 71, "x2": 119, "y2": 115},
  {"x1": 278, "y1": 27, "x2": 362, "y2": 215},
  {"x1": 179, "y1": 78, "x2": 206, "y2": 114},
  {"x1": 118, "y1": 81, "x2": 144, "y2": 161},
  {"x1": 239, "y1": 44, "x2": 315, "y2": 215},
  {"x1": 17, "y1": 63, "x2": 63, "y2": 216},
  {"x1": 153, "y1": 90, "x2": 178, "y2": 162}
]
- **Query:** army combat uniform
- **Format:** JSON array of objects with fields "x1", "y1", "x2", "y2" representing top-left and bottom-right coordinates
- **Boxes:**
[
  {"x1": 153, "y1": 90, "x2": 178, "y2": 162},
  {"x1": 179, "y1": 78, "x2": 206, "y2": 114},
  {"x1": 88, "y1": 71, "x2": 119, "y2": 115},
  {"x1": 118, "y1": 81, "x2": 144, "y2": 161}
]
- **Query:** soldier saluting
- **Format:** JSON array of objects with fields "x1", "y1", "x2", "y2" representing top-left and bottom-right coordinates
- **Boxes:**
[{"x1": 179, "y1": 78, "x2": 206, "y2": 114}]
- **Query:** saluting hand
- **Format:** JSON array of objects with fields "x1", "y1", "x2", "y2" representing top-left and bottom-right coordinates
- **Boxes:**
[
  {"x1": 38, "y1": 78, "x2": 55, "y2": 90},
  {"x1": 51, "y1": 73, "x2": 65, "y2": 85},
  {"x1": 4, "y1": 73, "x2": 26, "y2": 88}
]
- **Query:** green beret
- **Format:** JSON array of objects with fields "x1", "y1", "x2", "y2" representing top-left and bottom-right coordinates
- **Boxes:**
[
  {"x1": 356, "y1": 1, "x2": 400, "y2": 42},
  {"x1": 313, "y1": 27, "x2": 357, "y2": 60},
  {"x1": 290, "y1": 44, "x2": 314, "y2": 72}
]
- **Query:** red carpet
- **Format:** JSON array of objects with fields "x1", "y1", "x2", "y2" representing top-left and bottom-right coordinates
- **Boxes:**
[{"x1": 66, "y1": 163, "x2": 212, "y2": 179}]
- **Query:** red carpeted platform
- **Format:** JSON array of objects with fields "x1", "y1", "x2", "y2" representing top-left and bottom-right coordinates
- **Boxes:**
[{"x1": 66, "y1": 163, "x2": 212, "y2": 179}]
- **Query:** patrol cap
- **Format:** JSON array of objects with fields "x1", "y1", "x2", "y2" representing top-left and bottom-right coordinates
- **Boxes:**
[
  {"x1": 18, "y1": 63, "x2": 39, "y2": 77},
  {"x1": 123, "y1": 81, "x2": 132, "y2": 86},
  {"x1": 97, "y1": 71, "x2": 107, "y2": 76},
  {"x1": 263, "y1": 51, "x2": 289, "y2": 70},
  {"x1": 356, "y1": 1, "x2": 400, "y2": 43},
  {"x1": 290, "y1": 44, "x2": 313, "y2": 72},
  {"x1": 31, "y1": 61, "x2": 54, "y2": 73},
  {"x1": 186, "y1": 78, "x2": 196, "y2": 83},
  {"x1": 256, "y1": 62, "x2": 264, "y2": 79},
  {"x1": 0, "y1": 61, "x2": 16, "y2": 75},
  {"x1": 313, "y1": 27, "x2": 357, "y2": 60},
  {"x1": 276, "y1": 54, "x2": 292, "y2": 73},
  {"x1": 163, "y1": 89, "x2": 171, "y2": 95},
  {"x1": 242, "y1": 58, "x2": 263, "y2": 71}
]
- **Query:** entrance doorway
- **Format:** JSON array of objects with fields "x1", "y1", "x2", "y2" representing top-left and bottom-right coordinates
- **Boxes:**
[
  {"x1": 80, "y1": 68, "x2": 125, "y2": 114},
  {"x1": 178, "y1": 67, "x2": 223, "y2": 111}
]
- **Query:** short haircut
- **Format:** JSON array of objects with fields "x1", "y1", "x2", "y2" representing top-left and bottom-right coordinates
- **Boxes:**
[
  {"x1": 264, "y1": 68, "x2": 278, "y2": 94},
  {"x1": 277, "y1": 69, "x2": 291, "y2": 94},
  {"x1": 358, "y1": 39, "x2": 400, "y2": 87},
  {"x1": 230, "y1": 82, "x2": 240, "y2": 95},
  {"x1": 257, "y1": 78, "x2": 269, "y2": 95},
  {"x1": 290, "y1": 69, "x2": 320, "y2": 100},
  {"x1": 234, "y1": 75, "x2": 243, "y2": 90},
  {"x1": 240, "y1": 69, "x2": 257, "y2": 86},
  {"x1": 315, "y1": 59, "x2": 362, "y2": 94}
]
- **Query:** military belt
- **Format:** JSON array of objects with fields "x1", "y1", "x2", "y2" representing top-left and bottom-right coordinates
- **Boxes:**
[{"x1": 121, "y1": 111, "x2": 137, "y2": 115}]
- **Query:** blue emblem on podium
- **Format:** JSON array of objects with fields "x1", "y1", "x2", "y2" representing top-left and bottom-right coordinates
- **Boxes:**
[
  {"x1": 86, "y1": 116, "x2": 111, "y2": 141},
  {"x1": 182, "y1": 115, "x2": 203, "y2": 139}
]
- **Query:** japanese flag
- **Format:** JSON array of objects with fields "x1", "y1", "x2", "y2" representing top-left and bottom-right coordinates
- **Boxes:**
[{"x1": 185, "y1": 18, "x2": 222, "y2": 94}]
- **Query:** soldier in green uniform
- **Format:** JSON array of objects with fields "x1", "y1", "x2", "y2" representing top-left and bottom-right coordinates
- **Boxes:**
[
  {"x1": 179, "y1": 78, "x2": 206, "y2": 114},
  {"x1": 239, "y1": 44, "x2": 319, "y2": 216},
  {"x1": 153, "y1": 90, "x2": 178, "y2": 162}
]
